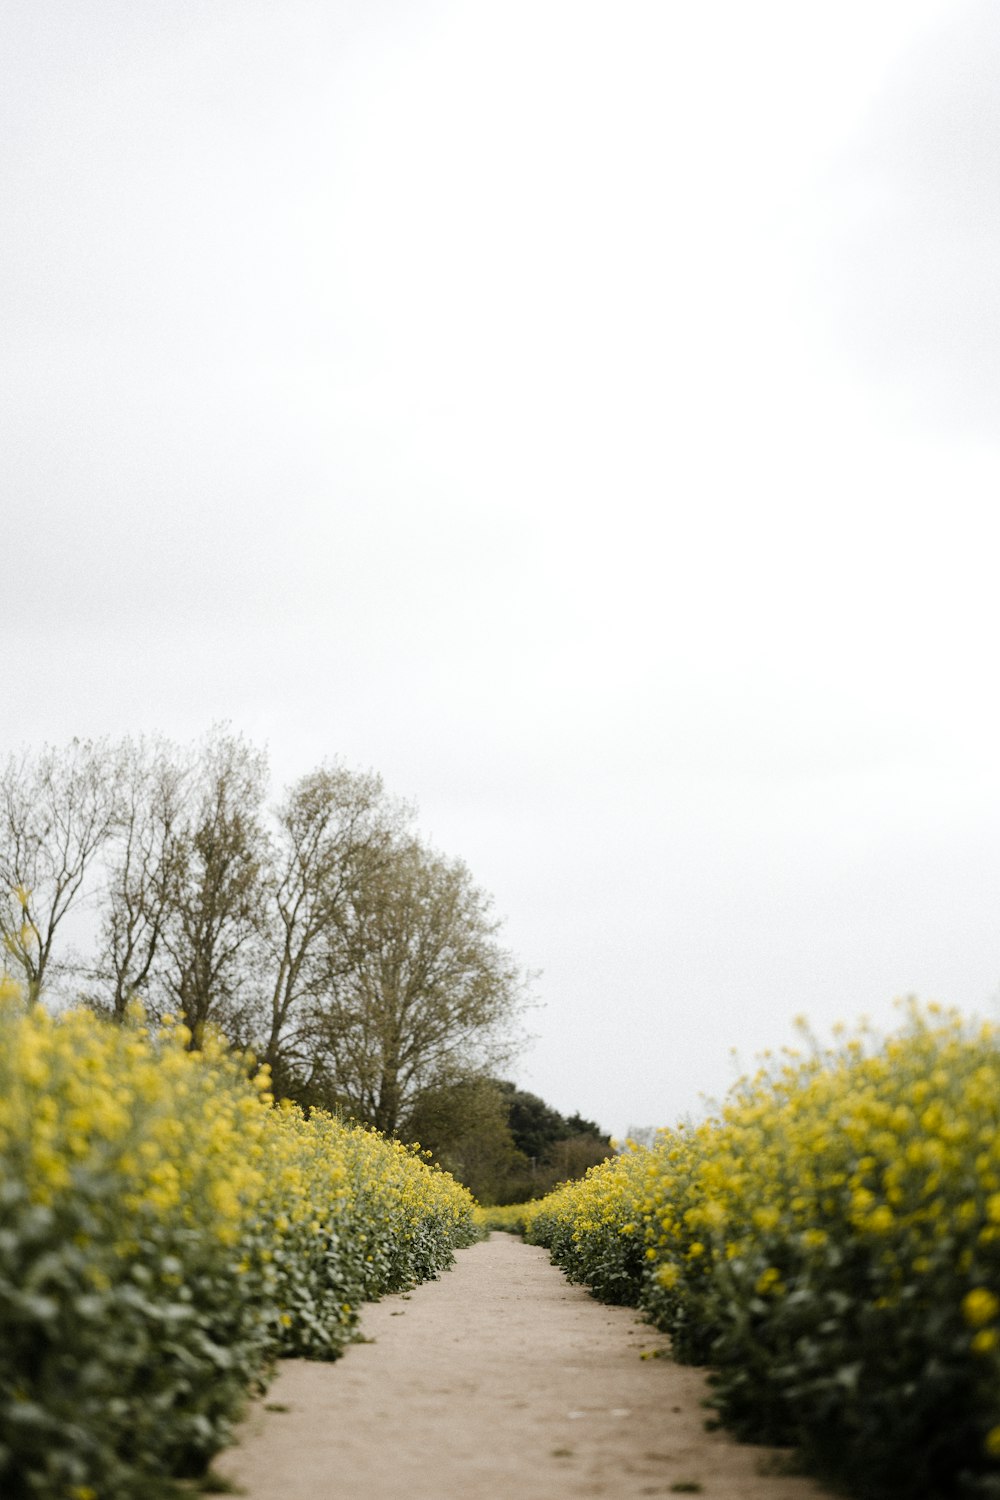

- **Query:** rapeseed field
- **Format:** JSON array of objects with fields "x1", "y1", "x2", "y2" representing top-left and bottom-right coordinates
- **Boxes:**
[
  {"x1": 0, "y1": 990, "x2": 477, "y2": 1499},
  {"x1": 528, "y1": 1003, "x2": 1000, "y2": 1499}
]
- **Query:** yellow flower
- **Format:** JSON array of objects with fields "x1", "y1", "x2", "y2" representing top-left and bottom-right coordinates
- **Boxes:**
[{"x1": 962, "y1": 1289, "x2": 1000, "y2": 1329}]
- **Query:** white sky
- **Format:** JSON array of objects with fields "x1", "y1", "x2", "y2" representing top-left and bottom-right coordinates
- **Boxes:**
[{"x1": 3, "y1": 0, "x2": 1000, "y2": 1137}]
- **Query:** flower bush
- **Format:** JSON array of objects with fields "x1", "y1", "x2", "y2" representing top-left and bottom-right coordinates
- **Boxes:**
[
  {"x1": 528, "y1": 1147, "x2": 651, "y2": 1304},
  {"x1": 528, "y1": 1004, "x2": 1000, "y2": 1499},
  {"x1": 473, "y1": 1200, "x2": 542, "y2": 1235},
  {"x1": 0, "y1": 992, "x2": 477, "y2": 1500}
]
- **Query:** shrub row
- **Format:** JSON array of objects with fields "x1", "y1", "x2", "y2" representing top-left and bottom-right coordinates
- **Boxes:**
[
  {"x1": 473, "y1": 1201, "x2": 543, "y2": 1235},
  {"x1": 0, "y1": 993, "x2": 478, "y2": 1500},
  {"x1": 527, "y1": 1004, "x2": 1000, "y2": 1499}
]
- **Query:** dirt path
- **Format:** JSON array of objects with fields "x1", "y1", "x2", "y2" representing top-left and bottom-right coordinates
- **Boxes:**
[{"x1": 215, "y1": 1234, "x2": 832, "y2": 1500}]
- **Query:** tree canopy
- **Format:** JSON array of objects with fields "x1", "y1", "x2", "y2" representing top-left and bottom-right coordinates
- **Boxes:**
[
  {"x1": 406, "y1": 1077, "x2": 612, "y2": 1203},
  {"x1": 0, "y1": 731, "x2": 528, "y2": 1135},
  {"x1": 0, "y1": 731, "x2": 612, "y2": 1199}
]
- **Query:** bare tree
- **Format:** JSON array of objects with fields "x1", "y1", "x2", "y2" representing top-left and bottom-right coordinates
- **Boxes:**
[
  {"x1": 0, "y1": 733, "x2": 529, "y2": 1119},
  {"x1": 90, "y1": 736, "x2": 189, "y2": 1020},
  {"x1": 0, "y1": 739, "x2": 118, "y2": 1005},
  {"x1": 155, "y1": 730, "x2": 268, "y2": 1043},
  {"x1": 312, "y1": 838, "x2": 526, "y2": 1134},
  {"x1": 259, "y1": 764, "x2": 405, "y2": 1090}
]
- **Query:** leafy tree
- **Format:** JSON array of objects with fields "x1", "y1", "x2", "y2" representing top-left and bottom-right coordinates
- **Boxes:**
[
  {"x1": 487, "y1": 1082, "x2": 612, "y2": 1201},
  {"x1": 402, "y1": 1076, "x2": 523, "y2": 1204},
  {"x1": 406, "y1": 1077, "x2": 612, "y2": 1203},
  {"x1": 310, "y1": 839, "x2": 526, "y2": 1134},
  {"x1": 497, "y1": 1082, "x2": 569, "y2": 1161},
  {"x1": 545, "y1": 1132, "x2": 613, "y2": 1181},
  {"x1": 565, "y1": 1110, "x2": 607, "y2": 1141}
]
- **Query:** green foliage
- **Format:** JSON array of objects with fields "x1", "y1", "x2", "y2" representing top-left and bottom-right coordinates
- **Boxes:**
[
  {"x1": 527, "y1": 1149, "x2": 650, "y2": 1304},
  {"x1": 564, "y1": 1110, "x2": 607, "y2": 1141},
  {"x1": 486, "y1": 1081, "x2": 613, "y2": 1203},
  {"x1": 404, "y1": 1077, "x2": 612, "y2": 1205},
  {"x1": 403, "y1": 1076, "x2": 523, "y2": 1204},
  {"x1": 500, "y1": 1082, "x2": 570, "y2": 1160}
]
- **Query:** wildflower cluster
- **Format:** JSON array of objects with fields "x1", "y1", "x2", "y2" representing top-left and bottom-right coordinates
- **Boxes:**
[
  {"x1": 528, "y1": 1005, "x2": 1000, "y2": 1499},
  {"x1": 0, "y1": 995, "x2": 477, "y2": 1500},
  {"x1": 528, "y1": 1147, "x2": 652, "y2": 1304},
  {"x1": 473, "y1": 1200, "x2": 543, "y2": 1236}
]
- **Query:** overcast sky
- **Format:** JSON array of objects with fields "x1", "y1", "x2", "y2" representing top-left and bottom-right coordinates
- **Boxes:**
[{"x1": 4, "y1": 1, "x2": 1000, "y2": 1137}]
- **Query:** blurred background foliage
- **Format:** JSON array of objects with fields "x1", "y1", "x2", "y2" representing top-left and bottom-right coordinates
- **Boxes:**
[{"x1": 404, "y1": 1076, "x2": 612, "y2": 1204}]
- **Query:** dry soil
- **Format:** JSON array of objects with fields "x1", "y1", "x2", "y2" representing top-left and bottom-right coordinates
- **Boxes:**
[{"x1": 214, "y1": 1232, "x2": 833, "y2": 1500}]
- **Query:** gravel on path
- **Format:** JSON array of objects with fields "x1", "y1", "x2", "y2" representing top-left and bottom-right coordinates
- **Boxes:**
[{"x1": 214, "y1": 1232, "x2": 833, "y2": 1500}]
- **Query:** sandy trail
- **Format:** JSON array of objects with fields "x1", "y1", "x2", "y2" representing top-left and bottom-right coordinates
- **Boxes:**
[{"x1": 215, "y1": 1233, "x2": 832, "y2": 1500}]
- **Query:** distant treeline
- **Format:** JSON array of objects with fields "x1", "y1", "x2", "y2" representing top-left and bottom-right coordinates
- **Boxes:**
[{"x1": 408, "y1": 1074, "x2": 613, "y2": 1203}]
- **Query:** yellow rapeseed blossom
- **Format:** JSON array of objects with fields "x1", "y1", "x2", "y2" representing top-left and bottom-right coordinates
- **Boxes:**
[
  {"x1": 525, "y1": 1001, "x2": 1000, "y2": 1496},
  {"x1": 755, "y1": 1267, "x2": 783, "y2": 1296},
  {"x1": 0, "y1": 996, "x2": 477, "y2": 1499},
  {"x1": 963, "y1": 1289, "x2": 1000, "y2": 1329}
]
